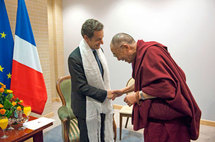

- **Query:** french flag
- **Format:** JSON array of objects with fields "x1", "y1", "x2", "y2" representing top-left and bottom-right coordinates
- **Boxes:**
[{"x1": 11, "y1": 0, "x2": 47, "y2": 114}]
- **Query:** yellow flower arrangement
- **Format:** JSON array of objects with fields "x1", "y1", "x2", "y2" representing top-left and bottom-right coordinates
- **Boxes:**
[{"x1": 0, "y1": 82, "x2": 24, "y2": 118}]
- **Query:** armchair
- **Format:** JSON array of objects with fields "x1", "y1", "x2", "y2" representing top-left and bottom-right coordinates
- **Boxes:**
[{"x1": 56, "y1": 75, "x2": 79, "y2": 142}]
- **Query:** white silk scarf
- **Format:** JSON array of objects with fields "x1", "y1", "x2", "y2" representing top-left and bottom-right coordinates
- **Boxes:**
[{"x1": 79, "y1": 39, "x2": 113, "y2": 142}]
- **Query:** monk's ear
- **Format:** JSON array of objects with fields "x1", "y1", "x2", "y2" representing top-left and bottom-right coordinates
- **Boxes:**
[{"x1": 120, "y1": 44, "x2": 129, "y2": 49}]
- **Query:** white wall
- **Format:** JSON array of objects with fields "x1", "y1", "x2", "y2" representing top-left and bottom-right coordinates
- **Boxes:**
[{"x1": 63, "y1": 0, "x2": 215, "y2": 121}]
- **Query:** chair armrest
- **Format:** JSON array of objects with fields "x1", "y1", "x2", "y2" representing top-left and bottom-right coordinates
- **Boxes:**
[{"x1": 58, "y1": 106, "x2": 76, "y2": 121}]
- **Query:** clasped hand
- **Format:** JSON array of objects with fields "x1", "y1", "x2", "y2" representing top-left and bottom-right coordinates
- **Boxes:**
[{"x1": 107, "y1": 90, "x2": 139, "y2": 106}]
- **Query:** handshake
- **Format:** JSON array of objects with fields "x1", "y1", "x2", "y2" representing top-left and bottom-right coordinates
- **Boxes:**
[
  {"x1": 107, "y1": 90, "x2": 140, "y2": 106},
  {"x1": 107, "y1": 89, "x2": 155, "y2": 106}
]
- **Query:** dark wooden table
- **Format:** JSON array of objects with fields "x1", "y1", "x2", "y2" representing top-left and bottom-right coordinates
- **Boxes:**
[{"x1": 0, "y1": 116, "x2": 53, "y2": 142}]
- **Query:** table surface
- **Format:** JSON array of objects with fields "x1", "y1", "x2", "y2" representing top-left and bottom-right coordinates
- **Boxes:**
[{"x1": 0, "y1": 116, "x2": 53, "y2": 142}]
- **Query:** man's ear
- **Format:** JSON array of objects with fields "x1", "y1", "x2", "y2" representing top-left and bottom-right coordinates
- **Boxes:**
[{"x1": 83, "y1": 35, "x2": 89, "y2": 42}]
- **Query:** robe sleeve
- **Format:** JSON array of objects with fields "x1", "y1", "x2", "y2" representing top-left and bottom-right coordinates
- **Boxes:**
[{"x1": 141, "y1": 46, "x2": 177, "y2": 99}]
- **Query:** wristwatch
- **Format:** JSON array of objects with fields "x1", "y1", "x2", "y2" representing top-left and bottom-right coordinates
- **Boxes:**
[{"x1": 139, "y1": 91, "x2": 145, "y2": 100}]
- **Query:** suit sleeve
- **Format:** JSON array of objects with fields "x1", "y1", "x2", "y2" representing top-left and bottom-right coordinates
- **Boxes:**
[{"x1": 68, "y1": 56, "x2": 107, "y2": 103}]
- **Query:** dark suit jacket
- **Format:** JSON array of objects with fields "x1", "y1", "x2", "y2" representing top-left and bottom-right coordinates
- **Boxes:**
[{"x1": 68, "y1": 47, "x2": 107, "y2": 119}]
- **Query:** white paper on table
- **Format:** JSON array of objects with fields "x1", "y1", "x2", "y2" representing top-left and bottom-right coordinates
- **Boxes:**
[{"x1": 23, "y1": 117, "x2": 55, "y2": 130}]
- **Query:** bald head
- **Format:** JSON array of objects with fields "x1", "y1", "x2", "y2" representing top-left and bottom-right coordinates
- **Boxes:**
[
  {"x1": 111, "y1": 33, "x2": 135, "y2": 48},
  {"x1": 110, "y1": 33, "x2": 137, "y2": 63}
]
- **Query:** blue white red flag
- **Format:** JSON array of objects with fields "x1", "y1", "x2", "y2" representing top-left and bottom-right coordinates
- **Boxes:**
[{"x1": 11, "y1": 0, "x2": 47, "y2": 114}]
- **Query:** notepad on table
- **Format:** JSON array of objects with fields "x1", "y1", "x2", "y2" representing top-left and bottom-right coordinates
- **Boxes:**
[{"x1": 23, "y1": 117, "x2": 55, "y2": 130}]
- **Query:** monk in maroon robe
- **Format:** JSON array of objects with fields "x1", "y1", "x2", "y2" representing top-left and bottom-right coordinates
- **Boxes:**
[{"x1": 110, "y1": 33, "x2": 201, "y2": 142}]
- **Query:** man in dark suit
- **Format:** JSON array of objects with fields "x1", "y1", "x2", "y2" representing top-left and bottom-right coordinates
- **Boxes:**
[{"x1": 68, "y1": 19, "x2": 114, "y2": 142}]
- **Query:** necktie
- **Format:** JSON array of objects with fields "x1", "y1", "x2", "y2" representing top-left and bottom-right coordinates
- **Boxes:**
[{"x1": 93, "y1": 50, "x2": 104, "y2": 76}]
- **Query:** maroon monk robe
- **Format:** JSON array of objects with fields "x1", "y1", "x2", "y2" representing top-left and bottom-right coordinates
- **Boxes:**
[{"x1": 131, "y1": 40, "x2": 201, "y2": 142}]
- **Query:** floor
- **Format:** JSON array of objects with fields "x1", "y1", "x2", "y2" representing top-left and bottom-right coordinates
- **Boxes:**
[{"x1": 45, "y1": 101, "x2": 215, "y2": 142}]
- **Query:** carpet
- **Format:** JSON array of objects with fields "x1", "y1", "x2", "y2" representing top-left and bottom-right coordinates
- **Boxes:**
[{"x1": 44, "y1": 125, "x2": 144, "y2": 142}]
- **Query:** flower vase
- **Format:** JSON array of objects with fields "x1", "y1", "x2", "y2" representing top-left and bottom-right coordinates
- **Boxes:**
[{"x1": 14, "y1": 110, "x2": 26, "y2": 130}]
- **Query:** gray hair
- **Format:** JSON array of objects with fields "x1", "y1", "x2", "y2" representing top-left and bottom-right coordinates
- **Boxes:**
[
  {"x1": 81, "y1": 19, "x2": 104, "y2": 38},
  {"x1": 111, "y1": 33, "x2": 135, "y2": 47}
]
